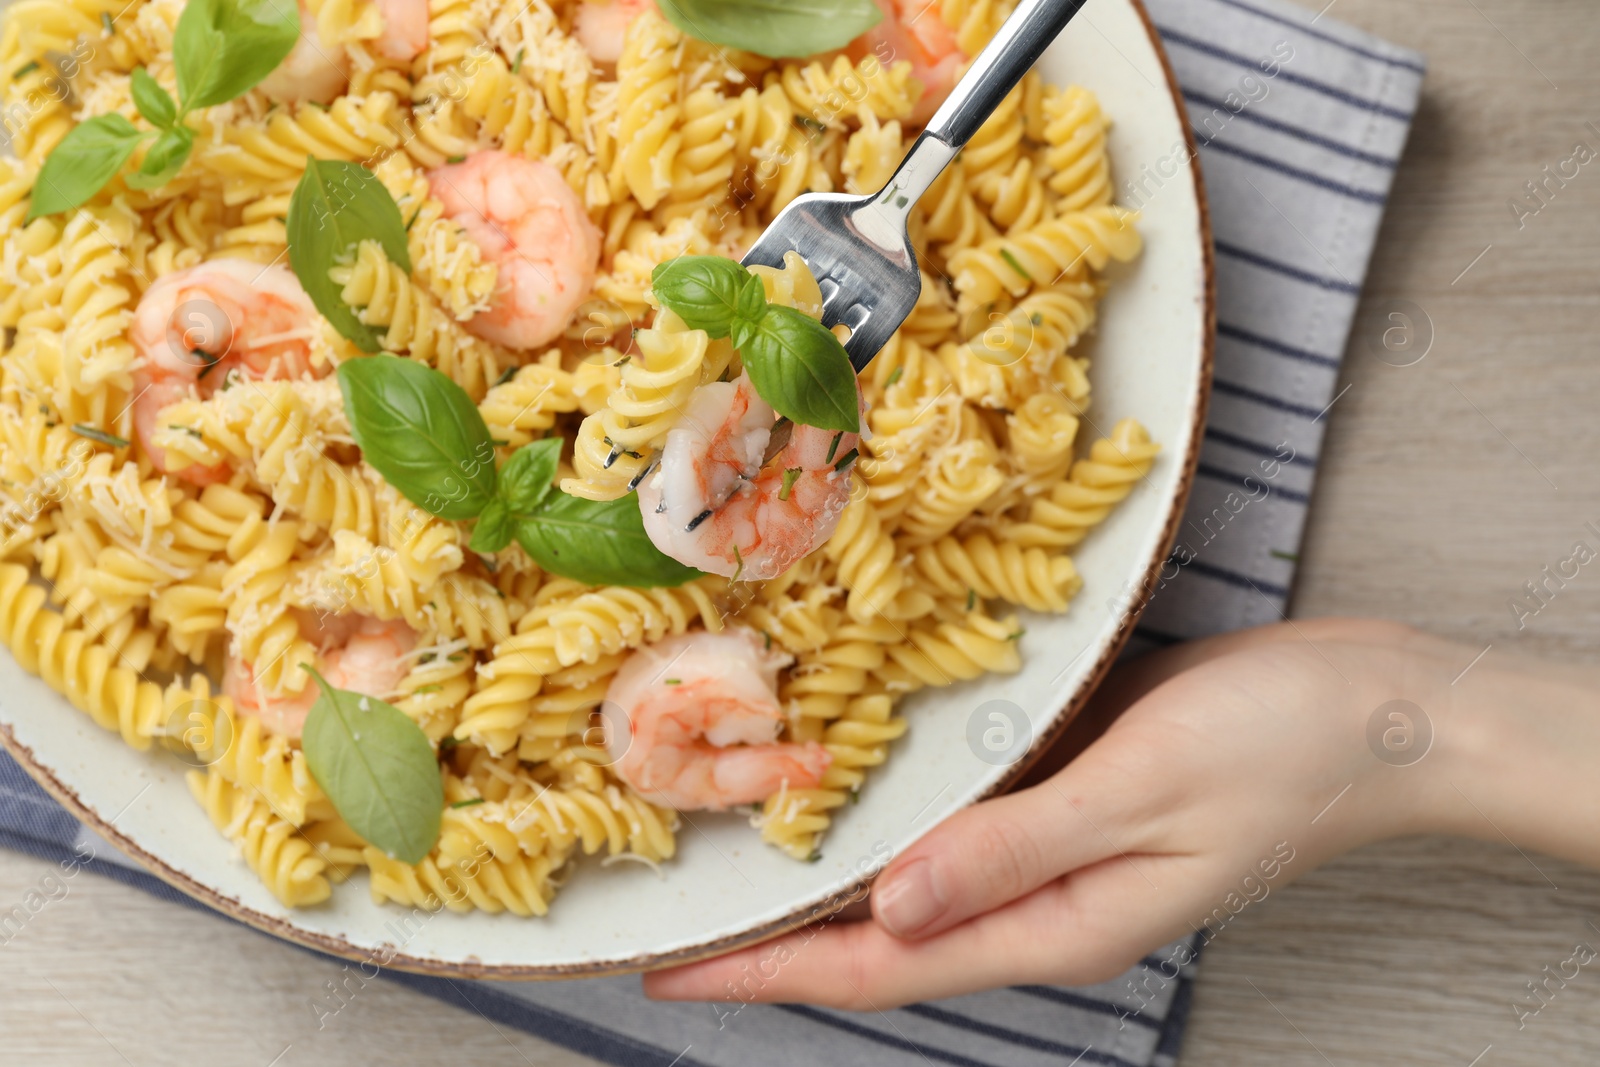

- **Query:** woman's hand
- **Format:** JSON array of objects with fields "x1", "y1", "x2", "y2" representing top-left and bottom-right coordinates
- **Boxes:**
[{"x1": 644, "y1": 619, "x2": 1488, "y2": 1008}]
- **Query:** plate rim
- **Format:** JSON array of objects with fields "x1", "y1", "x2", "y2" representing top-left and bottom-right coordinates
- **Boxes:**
[{"x1": 0, "y1": 0, "x2": 1215, "y2": 981}]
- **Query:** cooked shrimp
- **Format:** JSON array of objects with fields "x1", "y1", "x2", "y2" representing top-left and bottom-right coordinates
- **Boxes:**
[
  {"x1": 374, "y1": 0, "x2": 429, "y2": 61},
  {"x1": 638, "y1": 372, "x2": 859, "y2": 582},
  {"x1": 427, "y1": 150, "x2": 602, "y2": 351},
  {"x1": 602, "y1": 629, "x2": 830, "y2": 811},
  {"x1": 130, "y1": 260, "x2": 321, "y2": 484},
  {"x1": 224, "y1": 613, "x2": 417, "y2": 739},
  {"x1": 259, "y1": 1, "x2": 350, "y2": 105},
  {"x1": 849, "y1": 0, "x2": 965, "y2": 125},
  {"x1": 573, "y1": 0, "x2": 654, "y2": 66}
]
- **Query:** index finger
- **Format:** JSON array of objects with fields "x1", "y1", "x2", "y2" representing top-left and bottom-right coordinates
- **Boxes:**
[{"x1": 643, "y1": 857, "x2": 1180, "y2": 1010}]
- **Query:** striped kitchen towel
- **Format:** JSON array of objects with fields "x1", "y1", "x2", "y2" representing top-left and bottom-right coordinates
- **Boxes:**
[{"x1": 0, "y1": 0, "x2": 1422, "y2": 1064}]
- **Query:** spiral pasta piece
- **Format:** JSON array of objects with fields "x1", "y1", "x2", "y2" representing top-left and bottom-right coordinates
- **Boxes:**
[
  {"x1": 370, "y1": 153, "x2": 498, "y2": 319},
  {"x1": 188, "y1": 769, "x2": 332, "y2": 907},
  {"x1": 760, "y1": 693, "x2": 905, "y2": 859},
  {"x1": 563, "y1": 309, "x2": 734, "y2": 500},
  {"x1": 530, "y1": 578, "x2": 727, "y2": 668},
  {"x1": 876, "y1": 607, "x2": 1023, "y2": 693},
  {"x1": 1001, "y1": 418, "x2": 1160, "y2": 549},
  {"x1": 948, "y1": 207, "x2": 1142, "y2": 310},
  {"x1": 330, "y1": 240, "x2": 505, "y2": 399},
  {"x1": 912, "y1": 532, "x2": 1082, "y2": 613},
  {"x1": 167, "y1": 673, "x2": 328, "y2": 827},
  {"x1": 779, "y1": 53, "x2": 918, "y2": 128},
  {"x1": 477, "y1": 356, "x2": 581, "y2": 447},
  {"x1": 196, "y1": 92, "x2": 406, "y2": 203},
  {"x1": 364, "y1": 844, "x2": 558, "y2": 916},
  {"x1": 1043, "y1": 84, "x2": 1113, "y2": 212}
]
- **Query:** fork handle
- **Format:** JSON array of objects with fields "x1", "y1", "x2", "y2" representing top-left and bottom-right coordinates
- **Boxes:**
[
  {"x1": 877, "y1": 0, "x2": 1089, "y2": 207},
  {"x1": 927, "y1": 0, "x2": 1090, "y2": 148}
]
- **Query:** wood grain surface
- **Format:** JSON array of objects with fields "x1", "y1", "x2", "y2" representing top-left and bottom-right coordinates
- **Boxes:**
[{"x1": 4, "y1": 1, "x2": 1598, "y2": 1064}]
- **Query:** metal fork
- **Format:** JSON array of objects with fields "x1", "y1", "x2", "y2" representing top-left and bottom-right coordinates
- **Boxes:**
[
  {"x1": 629, "y1": 0, "x2": 1090, "y2": 487},
  {"x1": 745, "y1": 0, "x2": 1090, "y2": 363}
]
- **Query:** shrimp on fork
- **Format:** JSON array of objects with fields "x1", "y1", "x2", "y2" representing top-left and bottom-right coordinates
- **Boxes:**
[
  {"x1": 129, "y1": 260, "x2": 322, "y2": 484},
  {"x1": 603, "y1": 629, "x2": 830, "y2": 811},
  {"x1": 223, "y1": 613, "x2": 417, "y2": 739},
  {"x1": 637, "y1": 372, "x2": 861, "y2": 583}
]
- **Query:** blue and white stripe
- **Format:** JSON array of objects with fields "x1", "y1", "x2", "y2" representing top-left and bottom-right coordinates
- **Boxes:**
[
  {"x1": 0, "y1": 0, "x2": 1422, "y2": 1063},
  {"x1": 1134, "y1": 0, "x2": 1423, "y2": 647}
]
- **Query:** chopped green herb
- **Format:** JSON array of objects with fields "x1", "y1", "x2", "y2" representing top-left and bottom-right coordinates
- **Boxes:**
[
  {"x1": 805, "y1": 848, "x2": 822, "y2": 863},
  {"x1": 404, "y1": 208, "x2": 421, "y2": 232},
  {"x1": 1006, "y1": 629, "x2": 1026, "y2": 641},
  {"x1": 664, "y1": 678, "x2": 681, "y2": 685},
  {"x1": 191, "y1": 347, "x2": 221, "y2": 378},
  {"x1": 762, "y1": 630, "x2": 772, "y2": 650},
  {"x1": 793, "y1": 114, "x2": 827, "y2": 135},
  {"x1": 825, "y1": 430, "x2": 843, "y2": 465},
  {"x1": 166, "y1": 425, "x2": 204, "y2": 439},
  {"x1": 848, "y1": 788, "x2": 860, "y2": 805},
  {"x1": 966, "y1": 588, "x2": 976, "y2": 611},
  {"x1": 69, "y1": 424, "x2": 130, "y2": 448},
  {"x1": 832, "y1": 447, "x2": 858, "y2": 472},
  {"x1": 412, "y1": 684, "x2": 443, "y2": 695},
  {"x1": 731, "y1": 543, "x2": 744, "y2": 584},
  {"x1": 895, "y1": 194, "x2": 908, "y2": 208},
  {"x1": 1030, "y1": 312, "x2": 1043, "y2": 326},
  {"x1": 446, "y1": 154, "x2": 466, "y2": 163},
  {"x1": 450, "y1": 797, "x2": 486, "y2": 809},
  {"x1": 12, "y1": 61, "x2": 38, "y2": 80},
  {"x1": 101, "y1": 12, "x2": 114, "y2": 35},
  {"x1": 779, "y1": 466, "x2": 802, "y2": 501},
  {"x1": 490, "y1": 438, "x2": 510, "y2": 447},
  {"x1": 1270, "y1": 549, "x2": 1300, "y2": 563},
  {"x1": 999, "y1": 248, "x2": 1033, "y2": 282},
  {"x1": 439, "y1": 736, "x2": 459, "y2": 751},
  {"x1": 494, "y1": 364, "x2": 519, "y2": 386},
  {"x1": 885, "y1": 366, "x2": 903, "y2": 387},
  {"x1": 750, "y1": 802, "x2": 764, "y2": 813},
  {"x1": 511, "y1": 46, "x2": 525, "y2": 74}
]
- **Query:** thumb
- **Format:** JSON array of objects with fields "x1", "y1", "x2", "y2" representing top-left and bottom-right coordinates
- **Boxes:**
[{"x1": 871, "y1": 776, "x2": 1125, "y2": 940}]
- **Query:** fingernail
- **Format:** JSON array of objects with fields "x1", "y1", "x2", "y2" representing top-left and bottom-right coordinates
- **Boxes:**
[{"x1": 874, "y1": 858, "x2": 946, "y2": 938}]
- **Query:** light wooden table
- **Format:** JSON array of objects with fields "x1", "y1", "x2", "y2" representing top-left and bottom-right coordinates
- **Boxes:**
[{"x1": 3, "y1": 1, "x2": 1597, "y2": 1064}]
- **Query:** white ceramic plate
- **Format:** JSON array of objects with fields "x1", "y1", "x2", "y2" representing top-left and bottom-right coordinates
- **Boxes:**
[{"x1": 0, "y1": 0, "x2": 1212, "y2": 978}]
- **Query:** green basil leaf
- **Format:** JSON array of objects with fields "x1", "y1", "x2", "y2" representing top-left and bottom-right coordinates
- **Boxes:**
[
  {"x1": 130, "y1": 67, "x2": 177, "y2": 128},
  {"x1": 469, "y1": 498, "x2": 513, "y2": 554},
  {"x1": 736, "y1": 271, "x2": 768, "y2": 321},
  {"x1": 124, "y1": 125, "x2": 194, "y2": 190},
  {"x1": 497, "y1": 439, "x2": 561, "y2": 514},
  {"x1": 516, "y1": 494, "x2": 702, "y2": 588},
  {"x1": 732, "y1": 305, "x2": 860, "y2": 433},
  {"x1": 337, "y1": 357, "x2": 498, "y2": 520},
  {"x1": 651, "y1": 255, "x2": 757, "y2": 338},
  {"x1": 301, "y1": 668, "x2": 442, "y2": 866},
  {"x1": 655, "y1": 0, "x2": 882, "y2": 58},
  {"x1": 26, "y1": 115, "x2": 150, "y2": 221},
  {"x1": 173, "y1": 0, "x2": 300, "y2": 111},
  {"x1": 287, "y1": 158, "x2": 413, "y2": 353}
]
